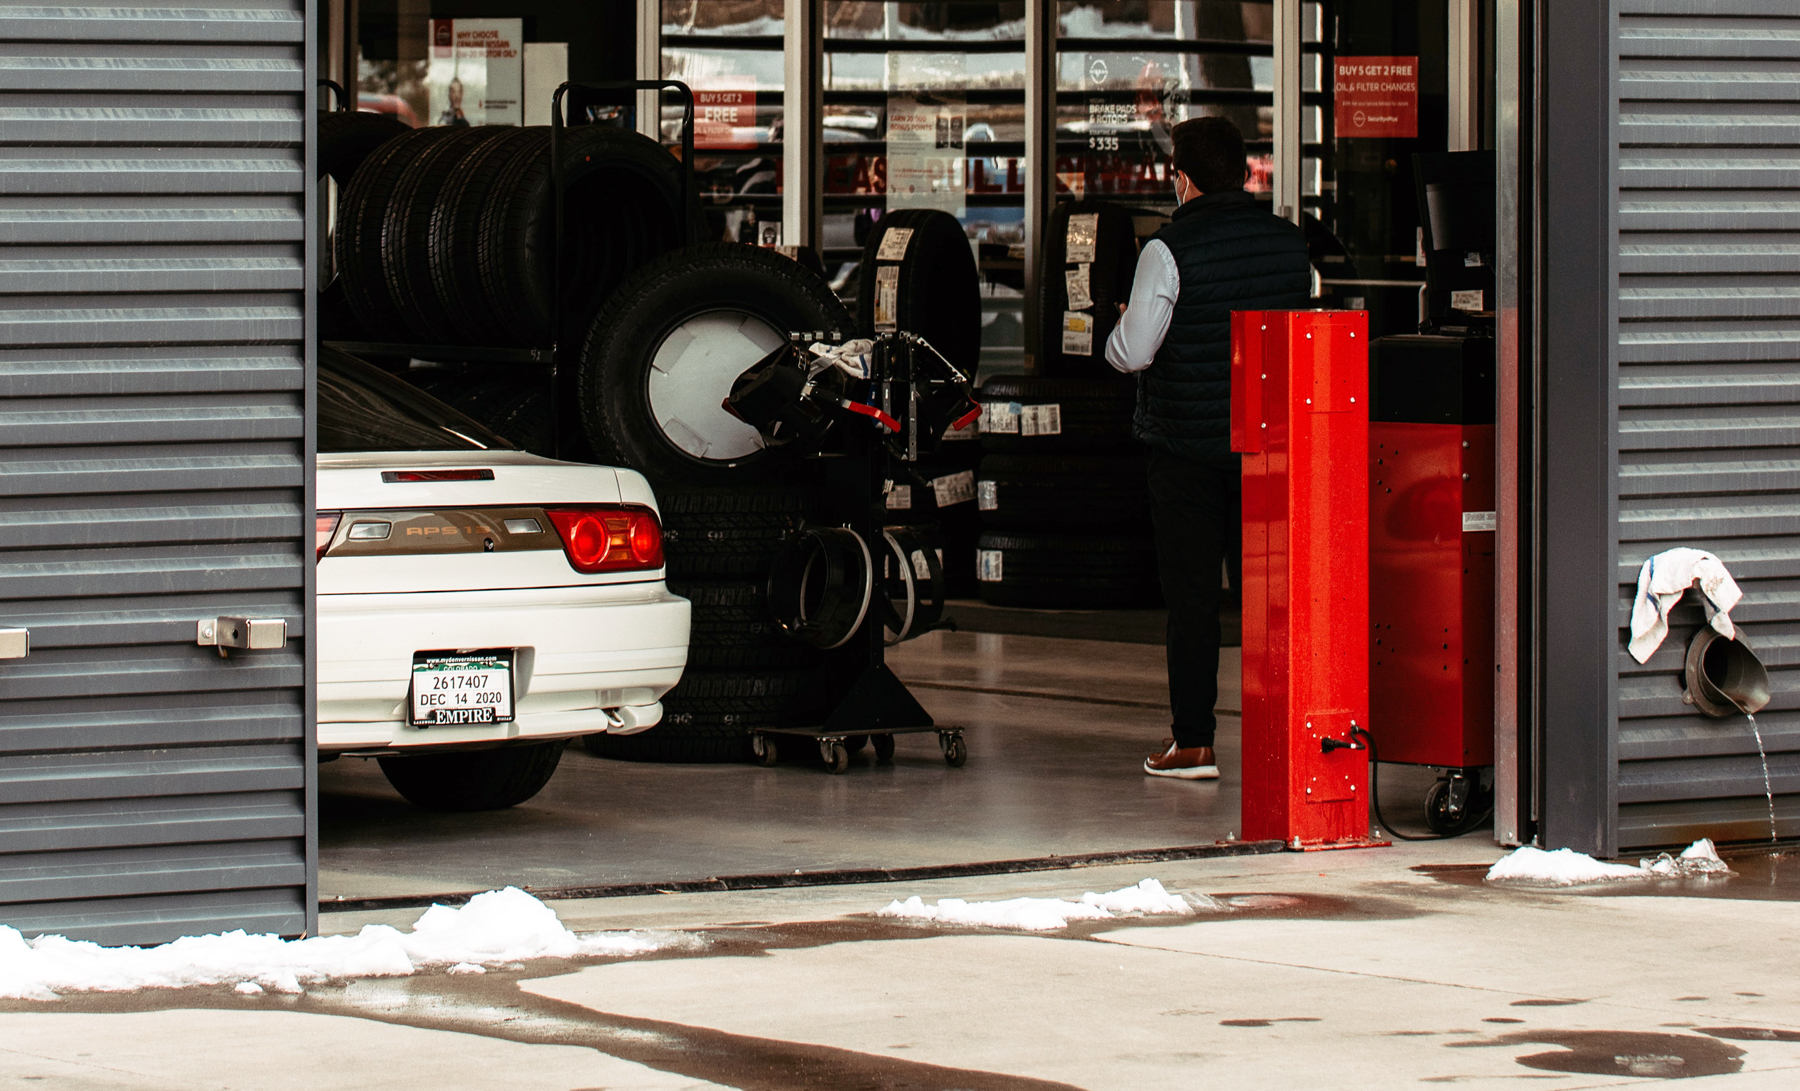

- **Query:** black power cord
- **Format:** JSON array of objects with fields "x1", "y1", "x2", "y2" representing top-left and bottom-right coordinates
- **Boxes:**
[{"x1": 1350, "y1": 724, "x2": 1493, "y2": 841}]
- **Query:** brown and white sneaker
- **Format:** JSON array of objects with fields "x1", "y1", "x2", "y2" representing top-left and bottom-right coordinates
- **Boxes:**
[{"x1": 1144, "y1": 740, "x2": 1220, "y2": 780}]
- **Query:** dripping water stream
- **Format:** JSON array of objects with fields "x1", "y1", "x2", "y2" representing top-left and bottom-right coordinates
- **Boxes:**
[{"x1": 1745, "y1": 713, "x2": 1778, "y2": 843}]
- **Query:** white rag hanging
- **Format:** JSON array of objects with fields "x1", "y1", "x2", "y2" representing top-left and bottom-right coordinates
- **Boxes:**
[{"x1": 1627, "y1": 548, "x2": 1743, "y2": 664}]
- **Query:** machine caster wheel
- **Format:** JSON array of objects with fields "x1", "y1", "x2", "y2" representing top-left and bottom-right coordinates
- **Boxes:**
[
  {"x1": 872, "y1": 733, "x2": 896, "y2": 765},
  {"x1": 844, "y1": 734, "x2": 869, "y2": 755},
  {"x1": 1423, "y1": 775, "x2": 1488, "y2": 836},
  {"x1": 940, "y1": 732, "x2": 966, "y2": 768},
  {"x1": 752, "y1": 734, "x2": 778, "y2": 767},
  {"x1": 823, "y1": 742, "x2": 851, "y2": 774}
]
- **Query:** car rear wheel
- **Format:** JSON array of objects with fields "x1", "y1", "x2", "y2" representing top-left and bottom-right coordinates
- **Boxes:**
[{"x1": 376, "y1": 741, "x2": 564, "y2": 811}]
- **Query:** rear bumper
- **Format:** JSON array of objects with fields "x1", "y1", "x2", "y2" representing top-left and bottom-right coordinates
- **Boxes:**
[{"x1": 317, "y1": 582, "x2": 688, "y2": 753}]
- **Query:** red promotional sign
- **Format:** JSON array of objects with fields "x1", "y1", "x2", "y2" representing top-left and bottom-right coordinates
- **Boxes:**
[
  {"x1": 1334, "y1": 56, "x2": 1418, "y2": 139},
  {"x1": 695, "y1": 88, "x2": 756, "y2": 149}
]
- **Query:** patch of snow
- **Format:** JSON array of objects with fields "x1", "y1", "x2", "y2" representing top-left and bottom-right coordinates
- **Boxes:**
[
  {"x1": 1486, "y1": 840, "x2": 1730, "y2": 885},
  {"x1": 876, "y1": 879, "x2": 1198, "y2": 931},
  {"x1": 1643, "y1": 837, "x2": 1732, "y2": 877},
  {"x1": 0, "y1": 887, "x2": 674, "y2": 1001}
]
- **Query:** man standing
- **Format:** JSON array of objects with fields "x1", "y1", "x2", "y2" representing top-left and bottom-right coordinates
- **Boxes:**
[{"x1": 1105, "y1": 117, "x2": 1311, "y2": 780}]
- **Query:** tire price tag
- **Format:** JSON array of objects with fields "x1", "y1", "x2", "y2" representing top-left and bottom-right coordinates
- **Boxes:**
[
  {"x1": 876, "y1": 227, "x2": 915, "y2": 261},
  {"x1": 886, "y1": 484, "x2": 912, "y2": 510},
  {"x1": 977, "y1": 549, "x2": 1004, "y2": 582},
  {"x1": 977, "y1": 480, "x2": 998, "y2": 511},
  {"x1": 1065, "y1": 213, "x2": 1100, "y2": 263},
  {"x1": 910, "y1": 549, "x2": 932, "y2": 581},
  {"x1": 1064, "y1": 262, "x2": 1093, "y2": 309},
  {"x1": 931, "y1": 470, "x2": 974, "y2": 507},
  {"x1": 874, "y1": 265, "x2": 900, "y2": 331},
  {"x1": 1020, "y1": 404, "x2": 1062, "y2": 436},
  {"x1": 1062, "y1": 311, "x2": 1094, "y2": 356},
  {"x1": 980, "y1": 401, "x2": 1021, "y2": 434}
]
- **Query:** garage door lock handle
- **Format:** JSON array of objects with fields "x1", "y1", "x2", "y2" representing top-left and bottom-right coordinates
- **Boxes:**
[
  {"x1": 0, "y1": 627, "x2": 26, "y2": 660},
  {"x1": 198, "y1": 617, "x2": 288, "y2": 657}
]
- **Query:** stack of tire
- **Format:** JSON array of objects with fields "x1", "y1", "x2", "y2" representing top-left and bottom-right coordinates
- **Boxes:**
[
  {"x1": 577, "y1": 245, "x2": 858, "y2": 763},
  {"x1": 328, "y1": 118, "x2": 702, "y2": 458},
  {"x1": 853, "y1": 208, "x2": 984, "y2": 597},
  {"x1": 972, "y1": 202, "x2": 1160, "y2": 609}
]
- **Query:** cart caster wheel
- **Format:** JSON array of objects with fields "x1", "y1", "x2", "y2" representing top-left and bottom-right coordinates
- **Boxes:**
[
  {"x1": 824, "y1": 743, "x2": 850, "y2": 775},
  {"x1": 844, "y1": 734, "x2": 869, "y2": 755},
  {"x1": 752, "y1": 735, "x2": 778, "y2": 767},
  {"x1": 1423, "y1": 776, "x2": 1488, "y2": 836},
  {"x1": 942, "y1": 734, "x2": 967, "y2": 768},
  {"x1": 872, "y1": 733, "x2": 896, "y2": 765}
]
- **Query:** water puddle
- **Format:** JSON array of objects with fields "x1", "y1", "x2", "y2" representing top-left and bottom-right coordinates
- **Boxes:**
[
  {"x1": 1414, "y1": 849, "x2": 1800, "y2": 901},
  {"x1": 1447, "y1": 1029, "x2": 1745, "y2": 1078},
  {"x1": 2, "y1": 966, "x2": 1083, "y2": 1091}
]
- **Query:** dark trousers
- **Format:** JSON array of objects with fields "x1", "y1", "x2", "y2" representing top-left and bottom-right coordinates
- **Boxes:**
[{"x1": 1145, "y1": 448, "x2": 1240, "y2": 750}]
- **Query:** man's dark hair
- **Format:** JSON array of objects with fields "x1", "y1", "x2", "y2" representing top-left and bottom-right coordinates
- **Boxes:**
[{"x1": 1170, "y1": 116, "x2": 1247, "y2": 194}]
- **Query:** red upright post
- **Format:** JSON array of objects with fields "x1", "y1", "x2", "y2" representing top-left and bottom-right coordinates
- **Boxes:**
[{"x1": 1232, "y1": 310, "x2": 1382, "y2": 849}]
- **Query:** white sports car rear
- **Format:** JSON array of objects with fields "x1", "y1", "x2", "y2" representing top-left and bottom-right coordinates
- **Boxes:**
[{"x1": 316, "y1": 348, "x2": 688, "y2": 810}]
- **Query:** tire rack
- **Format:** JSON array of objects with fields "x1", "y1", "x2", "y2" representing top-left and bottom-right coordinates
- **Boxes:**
[
  {"x1": 322, "y1": 80, "x2": 698, "y2": 462},
  {"x1": 751, "y1": 337, "x2": 968, "y2": 776}
]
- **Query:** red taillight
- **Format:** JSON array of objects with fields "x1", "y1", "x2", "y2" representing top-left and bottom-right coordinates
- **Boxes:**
[
  {"x1": 315, "y1": 512, "x2": 342, "y2": 561},
  {"x1": 545, "y1": 507, "x2": 663, "y2": 574}
]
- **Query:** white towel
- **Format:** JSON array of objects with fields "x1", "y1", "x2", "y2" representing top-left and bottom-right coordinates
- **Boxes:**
[{"x1": 1627, "y1": 548, "x2": 1743, "y2": 664}]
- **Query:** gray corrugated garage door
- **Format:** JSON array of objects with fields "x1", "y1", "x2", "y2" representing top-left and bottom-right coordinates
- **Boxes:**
[
  {"x1": 1615, "y1": 0, "x2": 1800, "y2": 848},
  {"x1": 0, "y1": 1, "x2": 314, "y2": 942}
]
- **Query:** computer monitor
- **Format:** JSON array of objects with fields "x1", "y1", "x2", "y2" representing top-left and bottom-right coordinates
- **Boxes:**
[{"x1": 1412, "y1": 151, "x2": 1496, "y2": 329}]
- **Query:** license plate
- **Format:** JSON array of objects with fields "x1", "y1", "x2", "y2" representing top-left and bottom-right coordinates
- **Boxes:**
[{"x1": 411, "y1": 650, "x2": 514, "y2": 726}]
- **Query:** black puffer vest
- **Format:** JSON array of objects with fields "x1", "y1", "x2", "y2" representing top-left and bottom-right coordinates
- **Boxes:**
[{"x1": 1137, "y1": 191, "x2": 1311, "y2": 464}]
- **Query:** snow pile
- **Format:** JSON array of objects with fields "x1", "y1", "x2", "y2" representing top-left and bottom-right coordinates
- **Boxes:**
[
  {"x1": 0, "y1": 887, "x2": 670, "y2": 1001},
  {"x1": 877, "y1": 878, "x2": 1199, "y2": 931},
  {"x1": 1486, "y1": 839, "x2": 1731, "y2": 885},
  {"x1": 1642, "y1": 837, "x2": 1732, "y2": 877}
]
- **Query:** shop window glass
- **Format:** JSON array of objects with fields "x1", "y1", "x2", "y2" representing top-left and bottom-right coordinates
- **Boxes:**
[
  {"x1": 664, "y1": 0, "x2": 1029, "y2": 375},
  {"x1": 1054, "y1": 0, "x2": 1275, "y2": 207}
]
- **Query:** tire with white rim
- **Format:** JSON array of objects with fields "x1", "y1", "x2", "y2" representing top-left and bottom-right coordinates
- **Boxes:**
[{"x1": 577, "y1": 243, "x2": 853, "y2": 486}]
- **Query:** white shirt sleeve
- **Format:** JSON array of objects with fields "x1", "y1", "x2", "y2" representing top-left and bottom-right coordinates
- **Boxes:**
[{"x1": 1105, "y1": 239, "x2": 1180, "y2": 374}]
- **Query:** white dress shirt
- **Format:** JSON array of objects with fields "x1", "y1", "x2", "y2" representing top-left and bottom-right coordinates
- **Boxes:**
[{"x1": 1104, "y1": 238, "x2": 1181, "y2": 373}]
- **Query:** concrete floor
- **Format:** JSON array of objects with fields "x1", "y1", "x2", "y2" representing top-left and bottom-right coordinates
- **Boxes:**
[
  {"x1": 9, "y1": 844, "x2": 1799, "y2": 1088},
  {"x1": 320, "y1": 631, "x2": 1281, "y2": 901}
]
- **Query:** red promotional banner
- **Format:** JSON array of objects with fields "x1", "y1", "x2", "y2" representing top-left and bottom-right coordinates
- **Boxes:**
[
  {"x1": 695, "y1": 88, "x2": 756, "y2": 149},
  {"x1": 1334, "y1": 56, "x2": 1418, "y2": 139}
]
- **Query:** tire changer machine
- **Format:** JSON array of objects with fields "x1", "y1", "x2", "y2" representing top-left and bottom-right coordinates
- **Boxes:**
[
  {"x1": 726, "y1": 331, "x2": 979, "y2": 774},
  {"x1": 1367, "y1": 150, "x2": 1499, "y2": 836}
]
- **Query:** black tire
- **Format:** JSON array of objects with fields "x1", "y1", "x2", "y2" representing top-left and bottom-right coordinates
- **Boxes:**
[
  {"x1": 855, "y1": 208, "x2": 982, "y2": 376},
  {"x1": 475, "y1": 125, "x2": 702, "y2": 347},
  {"x1": 872, "y1": 733, "x2": 896, "y2": 764},
  {"x1": 386, "y1": 125, "x2": 508, "y2": 342},
  {"x1": 659, "y1": 484, "x2": 811, "y2": 580},
  {"x1": 976, "y1": 375, "x2": 1138, "y2": 453},
  {"x1": 1036, "y1": 202, "x2": 1141, "y2": 378},
  {"x1": 318, "y1": 110, "x2": 411, "y2": 189},
  {"x1": 673, "y1": 579, "x2": 821, "y2": 670},
  {"x1": 426, "y1": 127, "x2": 542, "y2": 346},
  {"x1": 976, "y1": 453, "x2": 1151, "y2": 531},
  {"x1": 975, "y1": 529, "x2": 1161, "y2": 609},
  {"x1": 336, "y1": 126, "x2": 455, "y2": 338},
  {"x1": 577, "y1": 243, "x2": 853, "y2": 486},
  {"x1": 376, "y1": 742, "x2": 564, "y2": 811},
  {"x1": 585, "y1": 669, "x2": 820, "y2": 763}
]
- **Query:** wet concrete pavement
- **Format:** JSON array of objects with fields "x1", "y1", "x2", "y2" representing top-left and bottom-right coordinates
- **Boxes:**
[
  {"x1": 9, "y1": 843, "x2": 1800, "y2": 1088},
  {"x1": 317, "y1": 632, "x2": 1262, "y2": 901}
]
